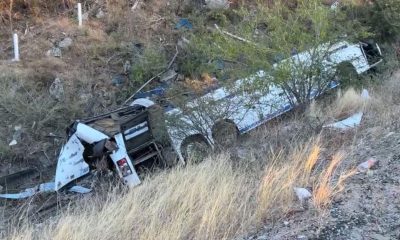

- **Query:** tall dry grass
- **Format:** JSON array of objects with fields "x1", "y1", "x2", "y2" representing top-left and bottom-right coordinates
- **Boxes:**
[{"x1": 9, "y1": 137, "x2": 352, "y2": 240}]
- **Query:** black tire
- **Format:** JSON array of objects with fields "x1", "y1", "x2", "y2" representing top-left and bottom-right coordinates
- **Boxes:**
[
  {"x1": 181, "y1": 136, "x2": 210, "y2": 164},
  {"x1": 211, "y1": 120, "x2": 239, "y2": 148}
]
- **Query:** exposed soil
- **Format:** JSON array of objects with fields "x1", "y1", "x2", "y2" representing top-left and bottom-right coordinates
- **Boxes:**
[{"x1": 249, "y1": 73, "x2": 400, "y2": 240}]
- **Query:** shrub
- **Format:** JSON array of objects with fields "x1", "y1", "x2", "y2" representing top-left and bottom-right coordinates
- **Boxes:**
[{"x1": 344, "y1": 0, "x2": 400, "y2": 42}]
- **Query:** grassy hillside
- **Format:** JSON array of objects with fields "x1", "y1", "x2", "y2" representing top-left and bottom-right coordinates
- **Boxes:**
[
  {"x1": 1, "y1": 0, "x2": 399, "y2": 239},
  {"x1": 6, "y1": 70, "x2": 400, "y2": 239}
]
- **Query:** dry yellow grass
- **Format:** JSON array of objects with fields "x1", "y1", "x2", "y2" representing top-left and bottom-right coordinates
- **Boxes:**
[
  {"x1": 7, "y1": 137, "x2": 352, "y2": 240},
  {"x1": 333, "y1": 87, "x2": 369, "y2": 120}
]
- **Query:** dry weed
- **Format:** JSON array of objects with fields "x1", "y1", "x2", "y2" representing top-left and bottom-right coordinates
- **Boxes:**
[
  {"x1": 8, "y1": 137, "x2": 353, "y2": 240},
  {"x1": 333, "y1": 88, "x2": 368, "y2": 119}
]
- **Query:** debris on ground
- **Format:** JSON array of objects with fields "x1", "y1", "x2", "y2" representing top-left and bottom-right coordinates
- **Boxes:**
[
  {"x1": 8, "y1": 125, "x2": 22, "y2": 146},
  {"x1": 294, "y1": 187, "x2": 312, "y2": 202},
  {"x1": 8, "y1": 140, "x2": 17, "y2": 146},
  {"x1": 324, "y1": 89, "x2": 369, "y2": 130},
  {"x1": 68, "y1": 185, "x2": 92, "y2": 194},
  {"x1": 0, "y1": 182, "x2": 91, "y2": 199},
  {"x1": 58, "y1": 37, "x2": 73, "y2": 49},
  {"x1": 0, "y1": 182, "x2": 54, "y2": 199},
  {"x1": 175, "y1": 18, "x2": 193, "y2": 30},
  {"x1": 111, "y1": 74, "x2": 126, "y2": 86},
  {"x1": 323, "y1": 112, "x2": 363, "y2": 130},
  {"x1": 123, "y1": 60, "x2": 131, "y2": 74},
  {"x1": 205, "y1": 0, "x2": 230, "y2": 9},
  {"x1": 357, "y1": 158, "x2": 379, "y2": 173},
  {"x1": 96, "y1": 9, "x2": 105, "y2": 19},
  {"x1": 49, "y1": 77, "x2": 65, "y2": 100},
  {"x1": 160, "y1": 69, "x2": 178, "y2": 83},
  {"x1": 47, "y1": 47, "x2": 62, "y2": 57}
]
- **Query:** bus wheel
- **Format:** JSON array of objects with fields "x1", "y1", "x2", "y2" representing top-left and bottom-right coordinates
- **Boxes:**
[
  {"x1": 212, "y1": 120, "x2": 239, "y2": 149},
  {"x1": 181, "y1": 136, "x2": 210, "y2": 164}
]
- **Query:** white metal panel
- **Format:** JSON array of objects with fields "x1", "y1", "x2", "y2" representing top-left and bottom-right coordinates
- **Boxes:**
[
  {"x1": 75, "y1": 123, "x2": 109, "y2": 144},
  {"x1": 55, "y1": 134, "x2": 89, "y2": 191},
  {"x1": 110, "y1": 133, "x2": 141, "y2": 187}
]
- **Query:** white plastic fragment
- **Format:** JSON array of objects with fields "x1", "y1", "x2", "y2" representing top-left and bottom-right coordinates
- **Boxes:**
[
  {"x1": 75, "y1": 123, "x2": 109, "y2": 144},
  {"x1": 55, "y1": 134, "x2": 89, "y2": 191},
  {"x1": 324, "y1": 112, "x2": 363, "y2": 130},
  {"x1": 0, "y1": 182, "x2": 91, "y2": 199},
  {"x1": 330, "y1": 1, "x2": 340, "y2": 10},
  {"x1": 69, "y1": 185, "x2": 92, "y2": 194},
  {"x1": 357, "y1": 158, "x2": 378, "y2": 173},
  {"x1": 323, "y1": 89, "x2": 369, "y2": 130},
  {"x1": 8, "y1": 140, "x2": 17, "y2": 146},
  {"x1": 361, "y1": 89, "x2": 370, "y2": 99},
  {"x1": 0, "y1": 188, "x2": 36, "y2": 199},
  {"x1": 294, "y1": 187, "x2": 312, "y2": 202},
  {"x1": 39, "y1": 182, "x2": 55, "y2": 192}
]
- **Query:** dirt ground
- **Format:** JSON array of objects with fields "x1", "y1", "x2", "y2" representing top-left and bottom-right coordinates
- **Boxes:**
[
  {"x1": 249, "y1": 72, "x2": 400, "y2": 240},
  {"x1": 1, "y1": 72, "x2": 400, "y2": 239}
]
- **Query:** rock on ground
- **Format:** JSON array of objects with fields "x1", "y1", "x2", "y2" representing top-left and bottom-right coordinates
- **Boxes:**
[{"x1": 49, "y1": 78, "x2": 65, "y2": 100}]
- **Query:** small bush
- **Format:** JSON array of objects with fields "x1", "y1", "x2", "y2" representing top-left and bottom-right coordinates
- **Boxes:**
[
  {"x1": 0, "y1": 68, "x2": 83, "y2": 163},
  {"x1": 130, "y1": 46, "x2": 167, "y2": 86}
]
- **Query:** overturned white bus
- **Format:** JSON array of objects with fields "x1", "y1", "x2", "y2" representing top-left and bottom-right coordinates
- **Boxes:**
[{"x1": 54, "y1": 40, "x2": 382, "y2": 190}]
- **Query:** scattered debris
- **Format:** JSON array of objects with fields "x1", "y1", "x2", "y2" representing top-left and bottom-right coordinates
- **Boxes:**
[
  {"x1": 177, "y1": 37, "x2": 190, "y2": 48},
  {"x1": 294, "y1": 187, "x2": 312, "y2": 202},
  {"x1": 47, "y1": 47, "x2": 62, "y2": 57},
  {"x1": 215, "y1": 24, "x2": 254, "y2": 44},
  {"x1": 361, "y1": 88, "x2": 370, "y2": 99},
  {"x1": 177, "y1": 74, "x2": 185, "y2": 82},
  {"x1": 357, "y1": 158, "x2": 378, "y2": 173},
  {"x1": 175, "y1": 18, "x2": 193, "y2": 30},
  {"x1": 123, "y1": 60, "x2": 131, "y2": 75},
  {"x1": 205, "y1": 0, "x2": 230, "y2": 9},
  {"x1": 69, "y1": 185, "x2": 92, "y2": 194},
  {"x1": 49, "y1": 77, "x2": 65, "y2": 100},
  {"x1": 160, "y1": 69, "x2": 178, "y2": 83},
  {"x1": 256, "y1": 235, "x2": 268, "y2": 240},
  {"x1": 283, "y1": 221, "x2": 290, "y2": 226},
  {"x1": 55, "y1": 134, "x2": 90, "y2": 190},
  {"x1": 131, "y1": 0, "x2": 141, "y2": 11},
  {"x1": 0, "y1": 182, "x2": 92, "y2": 199},
  {"x1": 96, "y1": 9, "x2": 105, "y2": 19},
  {"x1": 112, "y1": 74, "x2": 126, "y2": 86},
  {"x1": 8, "y1": 125, "x2": 22, "y2": 146},
  {"x1": 323, "y1": 89, "x2": 369, "y2": 130},
  {"x1": 324, "y1": 112, "x2": 363, "y2": 130},
  {"x1": 0, "y1": 182, "x2": 54, "y2": 199},
  {"x1": 330, "y1": 1, "x2": 340, "y2": 10},
  {"x1": 58, "y1": 37, "x2": 73, "y2": 49}
]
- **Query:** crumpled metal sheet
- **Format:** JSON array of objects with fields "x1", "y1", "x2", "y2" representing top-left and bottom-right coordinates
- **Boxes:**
[
  {"x1": 0, "y1": 182, "x2": 91, "y2": 199},
  {"x1": 68, "y1": 185, "x2": 92, "y2": 194},
  {"x1": 324, "y1": 112, "x2": 364, "y2": 130},
  {"x1": 323, "y1": 89, "x2": 369, "y2": 130},
  {"x1": 0, "y1": 182, "x2": 54, "y2": 199},
  {"x1": 55, "y1": 134, "x2": 89, "y2": 191}
]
